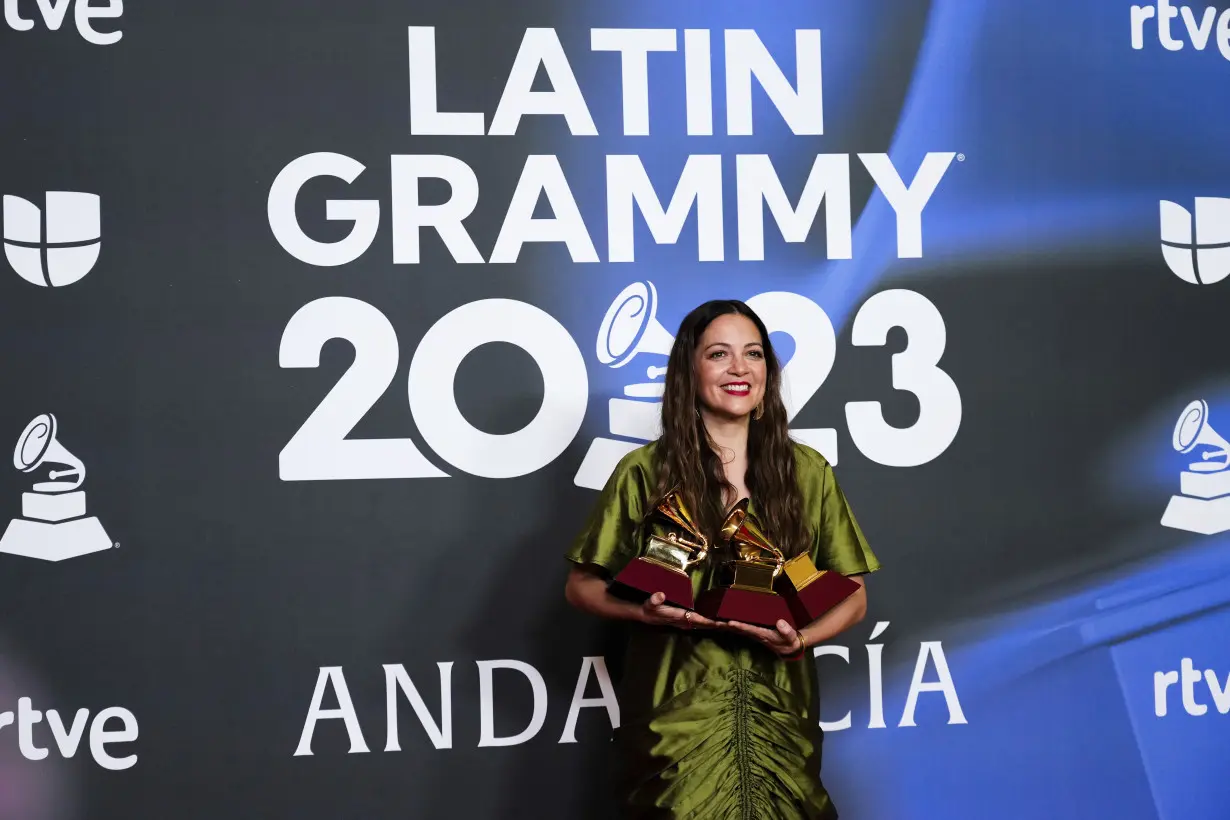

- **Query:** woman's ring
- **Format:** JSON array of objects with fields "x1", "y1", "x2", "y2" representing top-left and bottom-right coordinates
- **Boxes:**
[{"x1": 684, "y1": 611, "x2": 693, "y2": 629}]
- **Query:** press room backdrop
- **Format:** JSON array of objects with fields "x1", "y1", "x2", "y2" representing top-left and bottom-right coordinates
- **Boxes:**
[{"x1": 1, "y1": 1, "x2": 1228, "y2": 818}]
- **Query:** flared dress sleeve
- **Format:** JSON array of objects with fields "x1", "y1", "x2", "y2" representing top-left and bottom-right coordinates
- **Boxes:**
[
  {"x1": 565, "y1": 448, "x2": 656, "y2": 576},
  {"x1": 797, "y1": 446, "x2": 882, "y2": 576}
]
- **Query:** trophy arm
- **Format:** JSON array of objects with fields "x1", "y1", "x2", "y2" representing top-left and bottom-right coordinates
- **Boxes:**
[
  {"x1": 733, "y1": 548, "x2": 785, "y2": 578},
  {"x1": 737, "y1": 534, "x2": 785, "y2": 577},
  {"x1": 666, "y1": 532, "x2": 708, "y2": 553},
  {"x1": 684, "y1": 546, "x2": 710, "y2": 569},
  {"x1": 656, "y1": 530, "x2": 713, "y2": 571}
]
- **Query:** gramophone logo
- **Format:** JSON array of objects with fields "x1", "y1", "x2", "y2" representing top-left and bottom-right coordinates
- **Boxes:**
[
  {"x1": 0, "y1": 414, "x2": 113, "y2": 561},
  {"x1": 574, "y1": 281, "x2": 673, "y2": 490},
  {"x1": 1160, "y1": 399, "x2": 1230, "y2": 535},
  {"x1": 2, "y1": 192, "x2": 101, "y2": 287},
  {"x1": 1159, "y1": 198, "x2": 1230, "y2": 285}
]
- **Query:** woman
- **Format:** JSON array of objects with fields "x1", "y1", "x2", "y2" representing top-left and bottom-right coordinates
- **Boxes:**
[{"x1": 564, "y1": 299, "x2": 880, "y2": 819}]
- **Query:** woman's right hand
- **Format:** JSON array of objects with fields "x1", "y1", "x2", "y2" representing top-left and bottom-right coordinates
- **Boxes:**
[{"x1": 640, "y1": 592, "x2": 718, "y2": 630}]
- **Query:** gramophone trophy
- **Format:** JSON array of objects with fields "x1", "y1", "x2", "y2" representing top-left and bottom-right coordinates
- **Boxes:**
[
  {"x1": 695, "y1": 501, "x2": 796, "y2": 628},
  {"x1": 612, "y1": 488, "x2": 710, "y2": 609},
  {"x1": 0, "y1": 414, "x2": 111, "y2": 562},
  {"x1": 573, "y1": 281, "x2": 674, "y2": 491},
  {"x1": 1160, "y1": 399, "x2": 1230, "y2": 535},
  {"x1": 775, "y1": 553, "x2": 861, "y2": 626}
]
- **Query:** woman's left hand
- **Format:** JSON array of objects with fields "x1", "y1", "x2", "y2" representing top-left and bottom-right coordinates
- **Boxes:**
[{"x1": 723, "y1": 619, "x2": 805, "y2": 657}]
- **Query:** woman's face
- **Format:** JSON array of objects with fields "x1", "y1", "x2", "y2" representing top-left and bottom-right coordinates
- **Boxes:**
[{"x1": 692, "y1": 314, "x2": 767, "y2": 421}]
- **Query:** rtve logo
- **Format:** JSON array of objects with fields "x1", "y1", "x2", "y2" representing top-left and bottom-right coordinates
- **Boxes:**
[
  {"x1": 0, "y1": 697, "x2": 138, "y2": 770},
  {"x1": 1131, "y1": 2, "x2": 1230, "y2": 60},
  {"x1": 1159, "y1": 197, "x2": 1230, "y2": 285},
  {"x1": 2, "y1": 0, "x2": 123, "y2": 45},
  {"x1": 2, "y1": 192, "x2": 101, "y2": 287},
  {"x1": 1154, "y1": 659, "x2": 1230, "y2": 717}
]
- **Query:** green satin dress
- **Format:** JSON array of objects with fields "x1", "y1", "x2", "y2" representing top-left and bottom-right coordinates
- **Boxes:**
[{"x1": 567, "y1": 441, "x2": 881, "y2": 820}]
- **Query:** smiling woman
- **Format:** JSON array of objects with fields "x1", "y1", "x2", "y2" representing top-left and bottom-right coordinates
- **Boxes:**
[
  {"x1": 564, "y1": 298, "x2": 880, "y2": 819},
  {"x1": 693, "y1": 314, "x2": 766, "y2": 431}
]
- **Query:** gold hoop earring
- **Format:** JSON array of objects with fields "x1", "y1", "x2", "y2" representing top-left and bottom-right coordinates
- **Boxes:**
[{"x1": 753, "y1": 402, "x2": 764, "y2": 421}]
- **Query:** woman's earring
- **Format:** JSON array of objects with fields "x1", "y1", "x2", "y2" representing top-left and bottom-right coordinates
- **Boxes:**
[{"x1": 753, "y1": 402, "x2": 764, "y2": 421}]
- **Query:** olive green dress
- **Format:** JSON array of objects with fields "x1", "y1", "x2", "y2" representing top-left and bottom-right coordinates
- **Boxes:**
[{"x1": 566, "y1": 441, "x2": 880, "y2": 820}]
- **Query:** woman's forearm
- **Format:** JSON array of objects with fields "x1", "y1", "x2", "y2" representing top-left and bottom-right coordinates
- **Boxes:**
[
  {"x1": 565, "y1": 566, "x2": 645, "y2": 624},
  {"x1": 798, "y1": 585, "x2": 867, "y2": 646}
]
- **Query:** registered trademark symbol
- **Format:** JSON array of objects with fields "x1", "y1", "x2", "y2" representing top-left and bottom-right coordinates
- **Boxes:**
[
  {"x1": 956, "y1": 153, "x2": 965, "y2": 162},
  {"x1": 113, "y1": 542, "x2": 120, "y2": 549}
]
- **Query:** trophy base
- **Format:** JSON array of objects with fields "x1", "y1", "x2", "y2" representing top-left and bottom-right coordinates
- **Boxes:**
[
  {"x1": 1160, "y1": 494, "x2": 1230, "y2": 535},
  {"x1": 696, "y1": 586, "x2": 796, "y2": 628},
  {"x1": 0, "y1": 516, "x2": 112, "y2": 562},
  {"x1": 781, "y1": 571, "x2": 860, "y2": 625},
  {"x1": 613, "y1": 558, "x2": 696, "y2": 609}
]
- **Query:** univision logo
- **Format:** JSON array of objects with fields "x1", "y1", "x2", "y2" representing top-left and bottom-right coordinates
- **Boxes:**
[
  {"x1": 1159, "y1": 197, "x2": 1230, "y2": 285},
  {"x1": 2, "y1": 192, "x2": 101, "y2": 287}
]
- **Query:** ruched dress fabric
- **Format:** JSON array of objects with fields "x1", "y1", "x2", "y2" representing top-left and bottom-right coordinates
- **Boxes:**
[{"x1": 567, "y1": 442, "x2": 881, "y2": 820}]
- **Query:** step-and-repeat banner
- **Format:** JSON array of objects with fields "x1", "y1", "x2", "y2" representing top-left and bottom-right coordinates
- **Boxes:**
[{"x1": 1, "y1": 1, "x2": 1228, "y2": 818}]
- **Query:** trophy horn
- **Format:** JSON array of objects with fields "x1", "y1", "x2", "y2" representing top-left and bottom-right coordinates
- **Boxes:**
[
  {"x1": 651, "y1": 487, "x2": 710, "y2": 564},
  {"x1": 729, "y1": 510, "x2": 785, "y2": 576},
  {"x1": 719, "y1": 499, "x2": 749, "y2": 543},
  {"x1": 13, "y1": 414, "x2": 86, "y2": 493},
  {"x1": 654, "y1": 488, "x2": 706, "y2": 543},
  {"x1": 1172, "y1": 399, "x2": 1230, "y2": 472}
]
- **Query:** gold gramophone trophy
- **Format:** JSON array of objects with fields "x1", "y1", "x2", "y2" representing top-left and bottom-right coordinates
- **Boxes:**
[
  {"x1": 775, "y1": 552, "x2": 861, "y2": 626},
  {"x1": 612, "y1": 488, "x2": 711, "y2": 609},
  {"x1": 695, "y1": 500, "x2": 797, "y2": 628}
]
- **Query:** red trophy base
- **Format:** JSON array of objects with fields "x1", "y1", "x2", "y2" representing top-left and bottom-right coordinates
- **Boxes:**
[
  {"x1": 695, "y1": 587, "x2": 796, "y2": 628},
  {"x1": 613, "y1": 558, "x2": 696, "y2": 609},
  {"x1": 781, "y1": 572, "x2": 860, "y2": 626}
]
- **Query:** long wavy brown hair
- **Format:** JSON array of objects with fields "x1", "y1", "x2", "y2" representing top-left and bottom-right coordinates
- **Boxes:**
[{"x1": 654, "y1": 299, "x2": 809, "y2": 557}]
